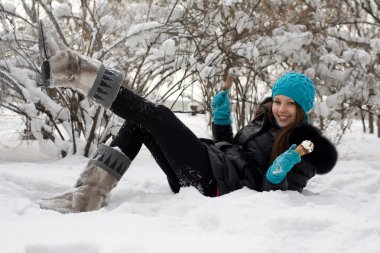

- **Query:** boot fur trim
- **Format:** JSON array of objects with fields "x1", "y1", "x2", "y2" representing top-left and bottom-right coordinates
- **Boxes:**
[
  {"x1": 89, "y1": 144, "x2": 131, "y2": 180},
  {"x1": 88, "y1": 65, "x2": 124, "y2": 108}
]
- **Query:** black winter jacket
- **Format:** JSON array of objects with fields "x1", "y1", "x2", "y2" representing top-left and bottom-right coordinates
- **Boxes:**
[{"x1": 201, "y1": 110, "x2": 338, "y2": 196}]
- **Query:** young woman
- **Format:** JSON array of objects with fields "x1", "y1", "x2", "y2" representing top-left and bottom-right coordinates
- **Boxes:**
[{"x1": 37, "y1": 21, "x2": 337, "y2": 213}]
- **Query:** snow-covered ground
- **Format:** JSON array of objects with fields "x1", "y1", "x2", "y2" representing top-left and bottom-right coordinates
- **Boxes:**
[{"x1": 1, "y1": 111, "x2": 380, "y2": 253}]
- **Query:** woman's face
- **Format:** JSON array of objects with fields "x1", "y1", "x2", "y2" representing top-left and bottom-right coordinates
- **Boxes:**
[{"x1": 272, "y1": 95, "x2": 297, "y2": 128}]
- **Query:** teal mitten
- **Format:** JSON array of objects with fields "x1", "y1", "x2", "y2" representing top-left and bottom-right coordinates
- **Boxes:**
[
  {"x1": 211, "y1": 90, "x2": 231, "y2": 125},
  {"x1": 266, "y1": 144, "x2": 301, "y2": 184}
]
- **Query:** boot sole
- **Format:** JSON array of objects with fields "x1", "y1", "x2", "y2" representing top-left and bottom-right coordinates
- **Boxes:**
[
  {"x1": 39, "y1": 203, "x2": 75, "y2": 214},
  {"x1": 38, "y1": 20, "x2": 51, "y2": 87},
  {"x1": 37, "y1": 192, "x2": 78, "y2": 214}
]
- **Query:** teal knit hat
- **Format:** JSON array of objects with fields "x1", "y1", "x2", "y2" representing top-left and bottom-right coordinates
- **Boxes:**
[{"x1": 271, "y1": 72, "x2": 316, "y2": 114}]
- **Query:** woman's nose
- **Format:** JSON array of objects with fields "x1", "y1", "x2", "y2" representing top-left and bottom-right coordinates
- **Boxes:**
[{"x1": 278, "y1": 103, "x2": 286, "y2": 112}]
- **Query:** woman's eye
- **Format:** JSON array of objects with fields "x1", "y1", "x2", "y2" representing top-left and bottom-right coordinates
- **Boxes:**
[
  {"x1": 274, "y1": 100, "x2": 281, "y2": 105},
  {"x1": 288, "y1": 102, "x2": 295, "y2": 105}
]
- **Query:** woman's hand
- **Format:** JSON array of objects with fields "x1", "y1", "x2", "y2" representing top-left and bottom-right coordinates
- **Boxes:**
[
  {"x1": 211, "y1": 90, "x2": 231, "y2": 126},
  {"x1": 212, "y1": 68, "x2": 239, "y2": 125},
  {"x1": 266, "y1": 141, "x2": 314, "y2": 184},
  {"x1": 266, "y1": 144, "x2": 301, "y2": 184},
  {"x1": 221, "y1": 68, "x2": 238, "y2": 90}
]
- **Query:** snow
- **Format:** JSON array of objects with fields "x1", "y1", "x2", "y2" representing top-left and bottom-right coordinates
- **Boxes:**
[
  {"x1": 370, "y1": 39, "x2": 380, "y2": 54},
  {"x1": 342, "y1": 49, "x2": 371, "y2": 68},
  {"x1": 2, "y1": 2, "x2": 16, "y2": 14},
  {"x1": 126, "y1": 22, "x2": 164, "y2": 37},
  {"x1": 52, "y1": 3, "x2": 71, "y2": 18},
  {"x1": 220, "y1": 0, "x2": 242, "y2": 6},
  {"x1": 1, "y1": 111, "x2": 380, "y2": 253}
]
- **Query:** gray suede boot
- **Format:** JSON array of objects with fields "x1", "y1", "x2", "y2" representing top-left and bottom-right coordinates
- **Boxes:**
[
  {"x1": 39, "y1": 144, "x2": 131, "y2": 213},
  {"x1": 38, "y1": 20, "x2": 124, "y2": 108}
]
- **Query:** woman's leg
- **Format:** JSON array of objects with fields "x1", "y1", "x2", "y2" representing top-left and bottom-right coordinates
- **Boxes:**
[
  {"x1": 38, "y1": 20, "x2": 216, "y2": 196},
  {"x1": 38, "y1": 118, "x2": 181, "y2": 213},
  {"x1": 110, "y1": 120, "x2": 181, "y2": 193},
  {"x1": 110, "y1": 87, "x2": 217, "y2": 197}
]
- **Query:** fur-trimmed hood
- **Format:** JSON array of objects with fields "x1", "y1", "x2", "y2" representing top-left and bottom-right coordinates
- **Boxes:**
[{"x1": 289, "y1": 124, "x2": 338, "y2": 175}]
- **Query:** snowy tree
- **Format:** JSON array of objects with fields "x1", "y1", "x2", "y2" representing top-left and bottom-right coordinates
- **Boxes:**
[
  {"x1": 0, "y1": 0, "x2": 188, "y2": 156},
  {"x1": 1, "y1": 0, "x2": 380, "y2": 160},
  {"x1": 161, "y1": 0, "x2": 380, "y2": 138},
  {"x1": 0, "y1": 0, "x2": 125, "y2": 157}
]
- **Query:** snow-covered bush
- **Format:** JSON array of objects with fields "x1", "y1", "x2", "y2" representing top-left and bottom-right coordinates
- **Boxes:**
[{"x1": 1, "y1": 0, "x2": 380, "y2": 159}]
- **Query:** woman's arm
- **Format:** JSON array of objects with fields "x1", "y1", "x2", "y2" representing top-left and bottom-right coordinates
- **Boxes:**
[
  {"x1": 262, "y1": 141, "x2": 314, "y2": 191},
  {"x1": 211, "y1": 71, "x2": 236, "y2": 143}
]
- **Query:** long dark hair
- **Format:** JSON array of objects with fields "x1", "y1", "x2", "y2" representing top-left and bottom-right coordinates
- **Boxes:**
[{"x1": 254, "y1": 97, "x2": 306, "y2": 164}]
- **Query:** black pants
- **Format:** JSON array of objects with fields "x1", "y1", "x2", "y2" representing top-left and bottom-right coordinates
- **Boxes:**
[{"x1": 109, "y1": 87, "x2": 217, "y2": 197}]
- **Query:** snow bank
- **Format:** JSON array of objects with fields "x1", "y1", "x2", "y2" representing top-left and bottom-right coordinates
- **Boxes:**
[{"x1": 0, "y1": 113, "x2": 380, "y2": 253}]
